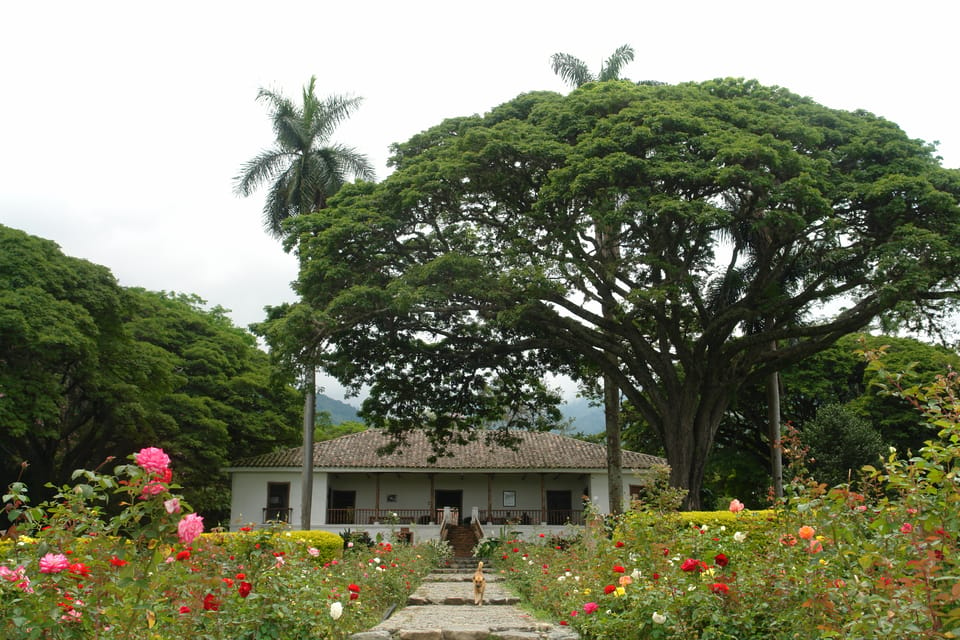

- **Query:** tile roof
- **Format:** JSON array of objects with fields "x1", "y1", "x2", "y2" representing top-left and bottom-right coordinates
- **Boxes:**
[{"x1": 227, "y1": 429, "x2": 665, "y2": 471}]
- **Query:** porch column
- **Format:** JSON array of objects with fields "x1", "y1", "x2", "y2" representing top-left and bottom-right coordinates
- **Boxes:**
[
  {"x1": 487, "y1": 473, "x2": 493, "y2": 521},
  {"x1": 374, "y1": 474, "x2": 381, "y2": 522},
  {"x1": 540, "y1": 474, "x2": 546, "y2": 524},
  {"x1": 428, "y1": 473, "x2": 435, "y2": 521}
]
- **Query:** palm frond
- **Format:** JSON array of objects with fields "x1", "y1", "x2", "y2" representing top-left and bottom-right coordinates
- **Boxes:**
[
  {"x1": 550, "y1": 52, "x2": 594, "y2": 88},
  {"x1": 598, "y1": 44, "x2": 635, "y2": 82},
  {"x1": 233, "y1": 149, "x2": 292, "y2": 196}
]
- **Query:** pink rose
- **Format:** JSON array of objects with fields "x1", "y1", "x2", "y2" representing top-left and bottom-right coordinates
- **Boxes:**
[
  {"x1": 583, "y1": 602, "x2": 599, "y2": 614},
  {"x1": 729, "y1": 499, "x2": 745, "y2": 513},
  {"x1": 140, "y1": 482, "x2": 166, "y2": 498},
  {"x1": 164, "y1": 498, "x2": 181, "y2": 514},
  {"x1": 177, "y1": 513, "x2": 204, "y2": 545},
  {"x1": 900, "y1": 522, "x2": 913, "y2": 534},
  {"x1": 134, "y1": 447, "x2": 171, "y2": 475},
  {"x1": 39, "y1": 553, "x2": 70, "y2": 574}
]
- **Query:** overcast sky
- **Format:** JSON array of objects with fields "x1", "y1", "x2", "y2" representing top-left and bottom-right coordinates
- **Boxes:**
[{"x1": 4, "y1": 1, "x2": 958, "y2": 401}]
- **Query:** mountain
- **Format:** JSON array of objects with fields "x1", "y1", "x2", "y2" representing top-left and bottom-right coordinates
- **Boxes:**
[
  {"x1": 315, "y1": 394, "x2": 361, "y2": 424},
  {"x1": 560, "y1": 397, "x2": 605, "y2": 434},
  {"x1": 316, "y1": 394, "x2": 605, "y2": 434}
]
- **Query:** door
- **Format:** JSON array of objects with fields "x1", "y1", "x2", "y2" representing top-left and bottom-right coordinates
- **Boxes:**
[
  {"x1": 546, "y1": 490, "x2": 572, "y2": 525},
  {"x1": 328, "y1": 489, "x2": 356, "y2": 524},
  {"x1": 434, "y1": 489, "x2": 462, "y2": 524},
  {"x1": 266, "y1": 482, "x2": 290, "y2": 522}
]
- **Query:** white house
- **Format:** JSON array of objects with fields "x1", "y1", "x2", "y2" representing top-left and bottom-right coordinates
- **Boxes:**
[{"x1": 225, "y1": 429, "x2": 666, "y2": 548}]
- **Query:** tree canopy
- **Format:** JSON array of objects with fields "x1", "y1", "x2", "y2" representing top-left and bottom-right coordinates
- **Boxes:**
[
  {"x1": 0, "y1": 225, "x2": 301, "y2": 520},
  {"x1": 279, "y1": 79, "x2": 960, "y2": 508}
]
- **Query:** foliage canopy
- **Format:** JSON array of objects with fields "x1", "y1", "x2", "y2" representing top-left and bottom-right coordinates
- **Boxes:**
[
  {"x1": 0, "y1": 225, "x2": 301, "y2": 519},
  {"x1": 277, "y1": 79, "x2": 960, "y2": 507}
]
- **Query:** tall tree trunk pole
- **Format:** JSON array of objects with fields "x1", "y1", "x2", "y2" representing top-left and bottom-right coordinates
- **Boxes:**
[
  {"x1": 604, "y1": 370, "x2": 623, "y2": 514},
  {"x1": 598, "y1": 216, "x2": 623, "y2": 515},
  {"x1": 767, "y1": 341, "x2": 783, "y2": 499},
  {"x1": 300, "y1": 365, "x2": 316, "y2": 530}
]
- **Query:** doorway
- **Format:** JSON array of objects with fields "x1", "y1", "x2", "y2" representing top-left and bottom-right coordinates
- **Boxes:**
[
  {"x1": 546, "y1": 490, "x2": 572, "y2": 525},
  {"x1": 328, "y1": 489, "x2": 356, "y2": 524},
  {"x1": 434, "y1": 489, "x2": 462, "y2": 524},
  {"x1": 266, "y1": 482, "x2": 290, "y2": 523}
]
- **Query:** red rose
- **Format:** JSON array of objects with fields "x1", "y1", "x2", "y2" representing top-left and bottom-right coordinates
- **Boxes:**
[
  {"x1": 238, "y1": 581, "x2": 252, "y2": 598},
  {"x1": 603, "y1": 584, "x2": 617, "y2": 594},
  {"x1": 614, "y1": 541, "x2": 625, "y2": 548},
  {"x1": 348, "y1": 583, "x2": 361, "y2": 593},
  {"x1": 681, "y1": 558, "x2": 701, "y2": 572},
  {"x1": 714, "y1": 553, "x2": 729, "y2": 567},
  {"x1": 710, "y1": 583, "x2": 730, "y2": 594},
  {"x1": 203, "y1": 593, "x2": 220, "y2": 611},
  {"x1": 612, "y1": 565, "x2": 625, "y2": 573}
]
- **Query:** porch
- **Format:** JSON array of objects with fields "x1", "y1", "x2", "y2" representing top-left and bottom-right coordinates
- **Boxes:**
[{"x1": 322, "y1": 507, "x2": 587, "y2": 527}]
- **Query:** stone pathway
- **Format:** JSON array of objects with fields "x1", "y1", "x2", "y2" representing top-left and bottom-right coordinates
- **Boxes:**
[{"x1": 349, "y1": 564, "x2": 579, "y2": 640}]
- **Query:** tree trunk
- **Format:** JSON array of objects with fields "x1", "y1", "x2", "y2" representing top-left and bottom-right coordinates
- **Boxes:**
[
  {"x1": 767, "y1": 368, "x2": 783, "y2": 499},
  {"x1": 300, "y1": 366, "x2": 316, "y2": 531},
  {"x1": 659, "y1": 392, "x2": 729, "y2": 511},
  {"x1": 604, "y1": 372, "x2": 622, "y2": 514}
]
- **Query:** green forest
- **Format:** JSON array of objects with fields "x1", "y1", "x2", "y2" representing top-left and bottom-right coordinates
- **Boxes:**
[{"x1": 0, "y1": 225, "x2": 303, "y2": 523}]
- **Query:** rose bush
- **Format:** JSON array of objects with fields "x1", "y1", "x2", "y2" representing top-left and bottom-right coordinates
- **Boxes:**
[
  {"x1": 0, "y1": 448, "x2": 443, "y2": 639},
  {"x1": 495, "y1": 351, "x2": 960, "y2": 639}
]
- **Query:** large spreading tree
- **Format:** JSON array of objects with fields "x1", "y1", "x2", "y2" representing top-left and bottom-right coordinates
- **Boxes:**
[{"x1": 281, "y1": 79, "x2": 960, "y2": 509}]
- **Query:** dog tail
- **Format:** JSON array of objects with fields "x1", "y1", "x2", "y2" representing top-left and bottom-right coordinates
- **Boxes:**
[{"x1": 477, "y1": 561, "x2": 484, "y2": 572}]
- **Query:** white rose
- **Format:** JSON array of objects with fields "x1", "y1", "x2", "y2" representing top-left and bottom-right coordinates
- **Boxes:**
[
  {"x1": 330, "y1": 601, "x2": 343, "y2": 620},
  {"x1": 652, "y1": 611, "x2": 666, "y2": 624}
]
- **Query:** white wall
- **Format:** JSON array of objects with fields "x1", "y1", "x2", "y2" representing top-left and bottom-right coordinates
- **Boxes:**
[{"x1": 229, "y1": 470, "x2": 327, "y2": 531}]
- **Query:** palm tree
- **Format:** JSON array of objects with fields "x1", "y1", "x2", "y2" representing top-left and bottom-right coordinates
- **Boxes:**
[
  {"x1": 234, "y1": 75, "x2": 375, "y2": 237},
  {"x1": 550, "y1": 45, "x2": 634, "y2": 513},
  {"x1": 235, "y1": 76, "x2": 374, "y2": 529},
  {"x1": 550, "y1": 44, "x2": 635, "y2": 89}
]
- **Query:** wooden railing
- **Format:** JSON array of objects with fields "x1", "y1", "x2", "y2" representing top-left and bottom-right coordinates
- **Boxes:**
[
  {"x1": 325, "y1": 508, "x2": 435, "y2": 525},
  {"x1": 479, "y1": 509, "x2": 585, "y2": 526},
  {"x1": 322, "y1": 507, "x2": 585, "y2": 526},
  {"x1": 262, "y1": 507, "x2": 293, "y2": 524}
]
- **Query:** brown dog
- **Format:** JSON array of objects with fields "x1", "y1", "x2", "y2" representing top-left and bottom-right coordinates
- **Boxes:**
[{"x1": 472, "y1": 561, "x2": 486, "y2": 605}]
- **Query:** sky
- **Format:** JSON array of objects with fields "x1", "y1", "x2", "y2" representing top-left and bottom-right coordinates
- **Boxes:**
[{"x1": 3, "y1": 1, "x2": 958, "y2": 401}]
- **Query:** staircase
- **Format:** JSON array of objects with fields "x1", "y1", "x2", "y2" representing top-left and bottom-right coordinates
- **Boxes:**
[{"x1": 444, "y1": 524, "x2": 479, "y2": 557}]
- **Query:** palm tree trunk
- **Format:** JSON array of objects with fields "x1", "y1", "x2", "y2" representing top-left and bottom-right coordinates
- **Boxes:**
[
  {"x1": 301, "y1": 366, "x2": 316, "y2": 530},
  {"x1": 604, "y1": 371, "x2": 623, "y2": 514},
  {"x1": 767, "y1": 341, "x2": 783, "y2": 499}
]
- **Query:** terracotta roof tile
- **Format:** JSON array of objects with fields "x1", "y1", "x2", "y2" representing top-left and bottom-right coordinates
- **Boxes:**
[{"x1": 228, "y1": 429, "x2": 665, "y2": 471}]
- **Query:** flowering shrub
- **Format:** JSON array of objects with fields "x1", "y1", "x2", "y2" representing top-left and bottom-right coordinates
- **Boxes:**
[
  {"x1": 495, "y1": 352, "x2": 960, "y2": 639},
  {"x1": 0, "y1": 448, "x2": 442, "y2": 639}
]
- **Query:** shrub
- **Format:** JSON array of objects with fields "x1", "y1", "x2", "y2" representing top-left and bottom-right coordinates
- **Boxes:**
[{"x1": 803, "y1": 403, "x2": 886, "y2": 488}]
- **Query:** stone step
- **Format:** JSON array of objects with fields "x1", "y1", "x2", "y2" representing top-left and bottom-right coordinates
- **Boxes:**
[
  {"x1": 347, "y1": 560, "x2": 579, "y2": 640},
  {"x1": 408, "y1": 580, "x2": 519, "y2": 606}
]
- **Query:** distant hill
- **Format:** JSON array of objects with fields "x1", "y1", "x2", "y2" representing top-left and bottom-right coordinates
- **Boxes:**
[
  {"x1": 315, "y1": 394, "x2": 361, "y2": 424},
  {"x1": 316, "y1": 393, "x2": 604, "y2": 433},
  {"x1": 561, "y1": 397, "x2": 605, "y2": 434}
]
